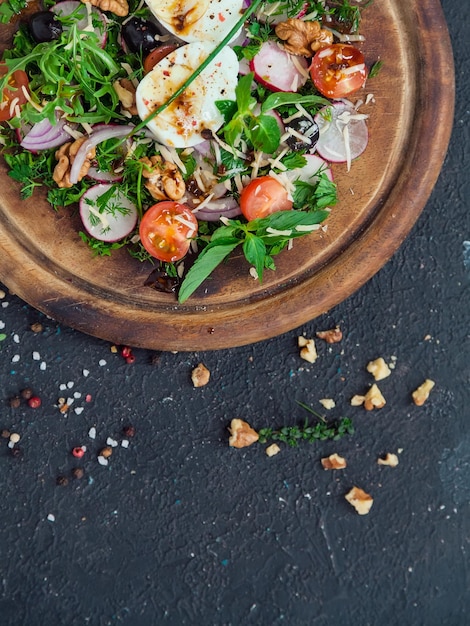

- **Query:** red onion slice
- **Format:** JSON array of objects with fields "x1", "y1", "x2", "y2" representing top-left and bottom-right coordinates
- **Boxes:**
[
  {"x1": 69, "y1": 125, "x2": 134, "y2": 184},
  {"x1": 20, "y1": 117, "x2": 72, "y2": 151},
  {"x1": 193, "y1": 197, "x2": 241, "y2": 222}
]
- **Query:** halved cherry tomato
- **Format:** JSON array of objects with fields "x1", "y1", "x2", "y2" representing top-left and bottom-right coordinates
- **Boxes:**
[
  {"x1": 0, "y1": 63, "x2": 29, "y2": 122},
  {"x1": 240, "y1": 176, "x2": 293, "y2": 222},
  {"x1": 139, "y1": 201, "x2": 198, "y2": 263},
  {"x1": 310, "y1": 44, "x2": 368, "y2": 99},
  {"x1": 143, "y1": 45, "x2": 178, "y2": 74}
]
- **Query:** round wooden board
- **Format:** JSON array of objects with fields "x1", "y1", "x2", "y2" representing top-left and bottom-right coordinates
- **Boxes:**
[{"x1": 0, "y1": 0, "x2": 454, "y2": 351}]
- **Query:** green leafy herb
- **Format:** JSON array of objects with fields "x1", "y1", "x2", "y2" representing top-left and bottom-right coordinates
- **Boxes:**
[
  {"x1": 258, "y1": 402, "x2": 354, "y2": 446},
  {"x1": 0, "y1": 0, "x2": 28, "y2": 24},
  {"x1": 368, "y1": 60, "x2": 383, "y2": 78},
  {"x1": 78, "y1": 232, "x2": 126, "y2": 257}
]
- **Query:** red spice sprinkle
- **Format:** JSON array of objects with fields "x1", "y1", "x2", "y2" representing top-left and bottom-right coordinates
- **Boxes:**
[
  {"x1": 125, "y1": 355, "x2": 136, "y2": 364},
  {"x1": 163, "y1": 70, "x2": 170, "y2": 76},
  {"x1": 218, "y1": 12, "x2": 226, "y2": 21},
  {"x1": 85, "y1": 394, "x2": 92, "y2": 403},
  {"x1": 72, "y1": 446, "x2": 85, "y2": 458},
  {"x1": 27, "y1": 396, "x2": 42, "y2": 409},
  {"x1": 121, "y1": 346, "x2": 132, "y2": 358}
]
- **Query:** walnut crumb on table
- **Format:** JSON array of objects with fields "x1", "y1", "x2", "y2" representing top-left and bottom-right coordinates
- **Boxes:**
[
  {"x1": 228, "y1": 419, "x2": 259, "y2": 448},
  {"x1": 364, "y1": 384, "x2": 386, "y2": 410},
  {"x1": 191, "y1": 363, "x2": 210, "y2": 387},
  {"x1": 321, "y1": 453, "x2": 347, "y2": 470},
  {"x1": 266, "y1": 444, "x2": 281, "y2": 457},
  {"x1": 377, "y1": 453, "x2": 399, "y2": 467},
  {"x1": 366, "y1": 357, "x2": 391, "y2": 381},
  {"x1": 316, "y1": 327, "x2": 343, "y2": 344},
  {"x1": 298, "y1": 336, "x2": 317, "y2": 363},
  {"x1": 345, "y1": 487, "x2": 374, "y2": 515},
  {"x1": 412, "y1": 379, "x2": 435, "y2": 406}
]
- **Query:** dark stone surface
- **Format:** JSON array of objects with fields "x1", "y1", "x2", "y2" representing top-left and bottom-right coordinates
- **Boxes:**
[{"x1": 0, "y1": 1, "x2": 468, "y2": 624}]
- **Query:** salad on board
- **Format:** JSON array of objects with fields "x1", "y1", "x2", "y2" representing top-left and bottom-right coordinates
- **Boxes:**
[{"x1": 0, "y1": 0, "x2": 378, "y2": 302}]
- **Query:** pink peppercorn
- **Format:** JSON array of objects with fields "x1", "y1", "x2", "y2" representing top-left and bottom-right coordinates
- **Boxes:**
[
  {"x1": 27, "y1": 396, "x2": 42, "y2": 409},
  {"x1": 72, "y1": 447, "x2": 85, "y2": 458},
  {"x1": 121, "y1": 346, "x2": 132, "y2": 358},
  {"x1": 125, "y1": 354, "x2": 136, "y2": 364}
]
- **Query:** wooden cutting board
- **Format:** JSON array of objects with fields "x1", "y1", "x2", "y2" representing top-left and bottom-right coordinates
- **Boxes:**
[{"x1": 0, "y1": 0, "x2": 455, "y2": 350}]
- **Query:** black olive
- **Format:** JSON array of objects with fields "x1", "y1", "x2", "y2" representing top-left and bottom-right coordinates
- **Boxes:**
[
  {"x1": 29, "y1": 11, "x2": 63, "y2": 43},
  {"x1": 121, "y1": 18, "x2": 163, "y2": 54},
  {"x1": 284, "y1": 116, "x2": 320, "y2": 152}
]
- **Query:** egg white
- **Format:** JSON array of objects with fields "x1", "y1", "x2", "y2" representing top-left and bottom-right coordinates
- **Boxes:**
[
  {"x1": 144, "y1": 0, "x2": 245, "y2": 44},
  {"x1": 135, "y1": 42, "x2": 239, "y2": 148}
]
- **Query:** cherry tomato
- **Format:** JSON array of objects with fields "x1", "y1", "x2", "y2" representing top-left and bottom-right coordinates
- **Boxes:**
[
  {"x1": 310, "y1": 44, "x2": 368, "y2": 99},
  {"x1": 143, "y1": 45, "x2": 178, "y2": 74},
  {"x1": 240, "y1": 176, "x2": 293, "y2": 222},
  {"x1": 139, "y1": 201, "x2": 198, "y2": 263},
  {"x1": 0, "y1": 63, "x2": 29, "y2": 122}
]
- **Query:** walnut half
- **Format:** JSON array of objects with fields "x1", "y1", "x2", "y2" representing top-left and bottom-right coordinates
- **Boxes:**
[
  {"x1": 81, "y1": 0, "x2": 129, "y2": 17},
  {"x1": 228, "y1": 419, "x2": 259, "y2": 448},
  {"x1": 53, "y1": 137, "x2": 96, "y2": 189},
  {"x1": 345, "y1": 486, "x2": 374, "y2": 515},
  {"x1": 275, "y1": 19, "x2": 333, "y2": 57},
  {"x1": 140, "y1": 156, "x2": 186, "y2": 201}
]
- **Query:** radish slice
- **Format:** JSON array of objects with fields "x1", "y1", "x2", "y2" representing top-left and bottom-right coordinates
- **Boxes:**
[
  {"x1": 314, "y1": 101, "x2": 369, "y2": 169},
  {"x1": 250, "y1": 40, "x2": 309, "y2": 92},
  {"x1": 286, "y1": 154, "x2": 333, "y2": 184},
  {"x1": 51, "y1": 1, "x2": 107, "y2": 47},
  {"x1": 79, "y1": 184, "x2": 137, "y2": 242},
  {"x1": 192, "y1": 196, "x2": 241, "y2": 222},
  {"x1": 69, "y1": 124, "x2": 134, "y2": 184},
  {"x1": 20, "y1": 117, "x2": 72, "y2": 151}
]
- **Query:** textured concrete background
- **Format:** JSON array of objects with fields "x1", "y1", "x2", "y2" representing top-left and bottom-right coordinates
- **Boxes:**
[{"x1": 0, "y1": 1, "x2": 468, "y2": 624}]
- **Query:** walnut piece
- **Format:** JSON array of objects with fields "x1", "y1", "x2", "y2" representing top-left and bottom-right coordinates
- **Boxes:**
[
  {"x1": 275, "y1": 19, "x2": 333, "y2": 57},
  {"x1": 81, "y1": 0, "x2": 129, "y2": 17},
  {"x1": 366, "y1": 357, "x2": 391, "y2": 381},
  {"x1": 316, "y1": 326, "x2": 343, "y2": 344},
  {"x1": 345, "y1": 486, "x2": 374, "y2": 515},
  {"x1": 228, "y1": 419, "x2": 259, "y2": 448},
  {"x1": 321, "y1": 453, "x2": 347, "y2": 470},
  {"x1": 53, "y1": 137, "x2": 96, "y2": 189},
  {"x1": 377, "y1": 453, "x2": 399, "y2": 467},
  {"x1": 113, "y1": 78, "x2": 137, "y2": 116},
  {"x1": 319, "y1": 398, "x2": 335, "y2": 410},
  {"x1": 350, "y1": 394, "x2": 366, "y2": 407},
  {"x1": 363, "y1": 384, "x2": 386, "y2": 410},
  {"x1": 266, "y1": 443, "x2": 281, "y2": 457},
  {"x1": 191, "y1": 363, "x2": 210, "y2": 388},
  {"x1": 412, "y1": 379, "x2": 435, "y2": 406},
  {"x1": 298, "y1": 336, "x2": 317, "y2": 363},
  {"x1": 140, "y1": 155, "x2": 186, "y2": 201}
]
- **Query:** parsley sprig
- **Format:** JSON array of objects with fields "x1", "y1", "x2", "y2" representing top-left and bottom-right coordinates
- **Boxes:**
[{"x1": 258, "y1": 402, "x2": 354, "y2": 447}]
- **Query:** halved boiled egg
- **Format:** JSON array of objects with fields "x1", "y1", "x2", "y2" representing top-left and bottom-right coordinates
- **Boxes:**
[
  {"x1": 144, "y1": 0, "x2": 245, "y2": 44},
  {"x1": 135, "y1": 42, "x2": 238, "y2": 148}
]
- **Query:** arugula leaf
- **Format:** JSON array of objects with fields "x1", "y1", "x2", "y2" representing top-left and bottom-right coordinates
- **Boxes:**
[
  {"x1": 0, "y1": 0, "x2": 28, "y2": 23},
  {"x1": 369, "y1": 60, "x2": 383, "y2": 78},
  {"x1": 178, "y1": 238, "x2": 240, "y2": 303},
  {"x1": 261, "y1": 92, "x2": 330, "y2": 113}
]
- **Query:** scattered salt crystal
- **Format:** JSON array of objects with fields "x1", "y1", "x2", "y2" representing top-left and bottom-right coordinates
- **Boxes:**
[
  {"x1": 32, "y1": 351, "x2": 40, "y2": 360},
  {"x1": 97, "y1": 455, "x2": 108, "y2": 466},
  {"x1": 74, "y1": 407, "x2": 84, "y2": 415},
  {"x1": 67, "y1": 381, "x2": 74, "y2": 389},
  {"x1": 0, "y1": 321, "x2": 5, "y2": 328},
  {"x1": 1, "y1": 301, "x2": 8, "y2": 308},
  {"x1": 106, "y1": 437, "x2": 118, "y2": 447},
  {"x1": 59, "y1": 384, "x2": 67, "y2": 391},
  {"x1": 8, "y1": 441, "x2": 15, "y2": 449},
  {"x1": 99, "y1": 359, "x2": 107, "y2": 367},
  {"x1": 88, "y1": 427, "x2": 96, "y2": 439},
  {"x1": 40, "y1": 362, "x2": 47, "y2": 371},
  {"x1": 13, "y1": 334, "x2": 19, "y2": 343},
  {"x1": 121, "y1": 439, "x2": 129, "y2": 448},
  {"x1": 11, "y1": 355, "x2": 20, "y2": 363},
  {"x1": 83, "y1": 369, "x2": 90, "y2": 377},
  {"x1": 66, "y1": 397, "x2": 75, "y2": 406},
  {"x1": 47, "y1": 514, "x2": 55, "y2": 522},
  {"x1": 73, "y1": 392, "x2": 82, "y2": 399}
]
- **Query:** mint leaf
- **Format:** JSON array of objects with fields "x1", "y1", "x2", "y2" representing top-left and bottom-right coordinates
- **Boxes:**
[{"x1": 178, "y1": 238, "x2": 240, "y2": 303}]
